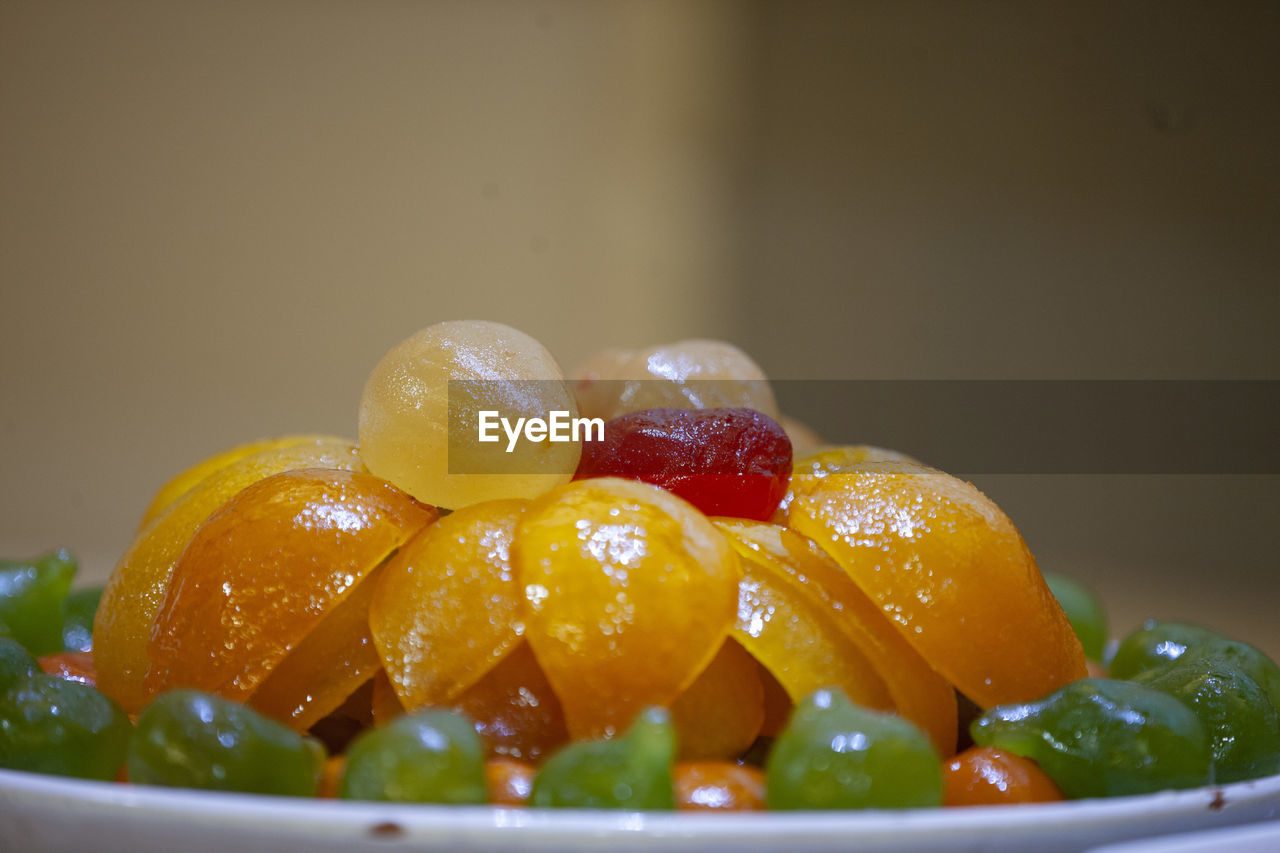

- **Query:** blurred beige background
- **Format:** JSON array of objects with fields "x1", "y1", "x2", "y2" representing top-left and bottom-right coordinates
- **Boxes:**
[{"x1": 2, "y1": 2, "x2": 1277, "y2": 652}]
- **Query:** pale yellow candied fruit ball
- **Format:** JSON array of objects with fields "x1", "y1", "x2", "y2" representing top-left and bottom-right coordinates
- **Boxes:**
[
  {"x1": 572, "y1": 338, "x2": 779, "y2": 422},
  {"x1": 358, "y1": 320, "x2": 581, "y2": 509}
]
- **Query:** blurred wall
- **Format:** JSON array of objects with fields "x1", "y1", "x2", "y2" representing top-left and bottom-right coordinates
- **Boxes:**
[
  {"x1": 2, "y1": 2, "x2": 1277, "y2": 652},
  {"x1": 733, "y1": 2, "x2": 1280, "y2": 651}
]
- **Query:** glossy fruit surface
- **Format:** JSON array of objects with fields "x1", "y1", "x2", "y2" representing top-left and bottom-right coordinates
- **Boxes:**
[
  {"x1": 370, "y1": 500, "x2": 527, "y2": 710},
  {"x1": 717, "y1": 519, "x2": 957, "y2": 755},
  {"x1": 530, "y1": 707, "x2": 677, "y2": 809},
  {"x1": 572, "y1": 339, "x2": 779, "y2": 422},
  {"x1": 486, "y1": 758, "x2": 536, "y2": 805},
  {"x1": 0, "y1": 549, "x2": 76, "y2": 656},
  {"x1": 137, "y1": 434, "x2": 331, "y2": 528},
  {"x1": 452, "y1": 642, "x2": 569, "y2": 762},
  {"x1": 574, "y1": 407, "x2": 792, "y2": 521},
  {"x1": 38, "y1": 651, "x2": 97, "y2": 687},
  {"x1": 1134, "y1": 655, "x2": 1280, "y2": 783},
  {"x1": 766, "y1": 688, "x2": 943, "y2": 810},
  {"x1": 971, "y1": 678, "x2": 1212, "y2": 798},
  {"x1": 247, "y1": 566, "x2": 386, "y2": 731},
  {"x1": 787, "y1": 471, "x2": 1086, "y2": 708},
  {"x1": 942, "y1": 746, "x2": 1064, "y2": 806},
  {"x1": 515, "y1": 478, "x2": 739, "y2": 739},
  {"x1": 147, "y1": 469, "x2": 435, "y2": 702},
  {"x1": 61, "y1": 586, "x2": 102, "y2": 653},
  {"x1": 95, "y1": 437, "x2": 362, "y2": 713},
  {"x1": 339, "y1": 710, "x2": 487, "y2": 804},
  {"x1": 358, "y1": 319, "x2": 580, "y2": 509},
  {"x1": 668, "y1": 639, "x2": 764, "y2": 761},
  {"x1": 0, "y1": 674, "x2": 131, "y2": 780},
  {"x1": 673, "y1": 761, "x2": 766, "y2": 811},
  {"x1": 0, "y1": 637, "x2": 39, "y2": 691},
  {"x1": 128, "y1": 689, "x2": 323, "y2": 796}
]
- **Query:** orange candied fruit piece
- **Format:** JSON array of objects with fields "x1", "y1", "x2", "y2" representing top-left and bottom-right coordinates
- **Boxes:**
[
  {"x1": 943, "y1": 746, "x2": 1065, "y2": 806},
  {"x1": 146, "y1": 468, "x2": 435, "y2": 702},
  {"x1": 514, "y1": 477, "x2": 740, "y2": 739},
  {"x1": 717, "y1": 518, "x2": 958, "y2": 755},
  {"x1": 369, "y1": 499, "x2": 528, "y2": 710},
  {"x1": 247, "y1": 565, "x2": 387, "y2": 731},
  {"x1": 94, "y1": 437, "x2": 363, "y2": 714},
  {"x1": 673, "y1": 762, "x2": 766, "y2": 812},
  {"x1": 787, "y1": 470, "x2": 1086, "y2": 708},
  {"x1": 486, "y1": 758, "x2": 536, "y2": 806},
  {"x1": 453, "y1": 642, "x2": 569, "y2": 763},
  {"x1": 669, "y1": 638, "x2": 764, "y2": 761}
]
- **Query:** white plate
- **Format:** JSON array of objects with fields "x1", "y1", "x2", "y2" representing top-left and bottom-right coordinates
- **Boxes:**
[{"x1": 2, "y1": 768, "x2": 1279, "y2": 853}]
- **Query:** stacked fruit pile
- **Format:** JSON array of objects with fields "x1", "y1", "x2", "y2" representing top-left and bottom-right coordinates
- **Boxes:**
[{"x1": 2, "y1": 320, "x2": 1277, "y2": 810}]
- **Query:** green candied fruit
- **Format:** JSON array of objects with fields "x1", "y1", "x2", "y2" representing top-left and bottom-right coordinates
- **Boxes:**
[
  {"x1": 62, "y1": 586, "x2": 104, "y2": 653},
  {"x1": 1110, "y1": 622, "x2": 1280, "y2": 709},
  {"x1": 128, "y1": 690, "x2": 324, "y2": 796},
  {"x1": 766, "y1": 688, "x2": 942, "y2": 810},
  {"x1": 1134, "y1": 656, "x2": 1280, "y2": 784},
  {"x1": 972, "y1": 678, "x2": 1211, "y2": 798},
  {"x1": 0, "y1": 549, "x2": 77, "y2": 655},
  {"x1": 1043, "y1": 573, "x2": 1108, "y2": 661},
  {"x1": 531, "y1": 707, "x2": 677, "y2": 809},
  {"x1": 0, "y1": 637, "x2": 40, "y2": 692},
  {"x1": 1108, "y1": 622, "x2": 1224, "y2": 680},
  {"x1": 339, "y1": 710, "x2": 486, "y2": 804},
  {"x1": 0, "y1": 673, "x2": 132, "y2": 780}
]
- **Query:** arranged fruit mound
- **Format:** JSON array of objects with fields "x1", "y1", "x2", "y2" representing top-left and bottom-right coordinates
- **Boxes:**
[{"x1": 3, "y1": 319, "x2": 1279, "y2": 811}]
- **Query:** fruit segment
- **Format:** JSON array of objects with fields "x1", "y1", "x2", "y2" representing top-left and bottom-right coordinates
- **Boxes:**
[
  {"x1": 724, "y1": 526, "x2": 894, "y2": 720},
  {"x1": 514, "y1": 477, "x2": 740, "y2": 739},
  {"x1": 370, "y1": 500, "x2": 527, "y2": 711},
  {"x1": 718, "y1": 519, "x2": 958, "y2": 755},
  {"x1": 453, "y1": 641, "x2": 569, "y2": 763},
  {"x1": 248, "y1": 566, "x2": 387, "y2": 731},
  {"x1": 787, "y1": 471, "x2": 1086, "y2": 709},
  {"x1": 137, "y1": 434, "x2": 331, "y2": 529},
  {"x1": 95, "y1": 438, "x2": 363, "y2": 713},
  {"x1": 146, "y1": 469, "x2": 435, "y2": 702},
  {"x1": 669, "y1": 638, "x2": 764, "y2": 761}
]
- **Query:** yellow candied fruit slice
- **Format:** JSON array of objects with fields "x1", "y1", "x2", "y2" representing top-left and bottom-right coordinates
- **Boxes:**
[
  {"x1": 787, "y1": 470, "x2": 1086, "y2": 708},
  {"x1": 137, "y1": 434, "x2": 334, "y2": 530},
  {"x1": 725, "y1": 525, "x2": 896, "y2": 719},
  {"x1": 94, "y1": 437, "x2": 364, "y2": 713},
  {"x1": 717, "y1": 519, "x2": 958, "y2": 755},
  {"x1": 669, "y1": 638, "x2": 764, "y2": 761},
  {"x1": 247, "y1": 565, "x2": 387, "y2": 731},
  {"x1": 514, "y1": 477, "x2": 740, "y2": 739},
  {"x1": 145, "y1": 469, "x2": 436, "y2": 702},
  {"x1": 370, "y1": 499, "x2": 528, "y2": 710}
]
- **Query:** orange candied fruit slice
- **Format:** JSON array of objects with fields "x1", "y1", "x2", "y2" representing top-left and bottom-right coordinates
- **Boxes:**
[
  {"x1": 787, "y1": 470, "x2": 1086, "y2": 708},
  {"x1": 247, "y1": 564, "x2": 388, "y2": 731},
  {"x1": 514, "y1": 477, "x2": 740, "y2": 739},
  {"x1": 669, "y1": 638, "x2": 764, "y2": 761},
  {"x1": 717, "y1": 519, "x2": 958, "y2": 755},
  {"x1": 369, "y1": 499, "x2": 528, "y2": 710},
  {"x1": 453, "y1": 641, "x2": 569, "y2": 763},
  {"x1": 146, "y1": 468, "x2": 436, "y2": 702},
  {"x1": 136, "y1": 434, "x2": 334, "y2": 530},
  {"x1": 95, "y1": 437, "x2": 363, "y2": 713}
]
